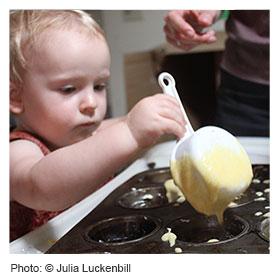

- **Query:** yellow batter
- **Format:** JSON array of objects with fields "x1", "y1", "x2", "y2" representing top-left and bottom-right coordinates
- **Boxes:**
[
  {"x1": 164, "y1": 179, "x2": 185, "y2": 203},
  {"x1": 171, "y1": 145, "x2": 253, "y2": 223},
  {"x1": 161, "y1": 228, "x2": 177, "y2": 247}
]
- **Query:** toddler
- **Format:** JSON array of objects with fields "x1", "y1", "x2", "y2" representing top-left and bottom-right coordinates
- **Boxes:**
[{"x1": 10, "y1": 10, "x2": 186, "y2": 241}]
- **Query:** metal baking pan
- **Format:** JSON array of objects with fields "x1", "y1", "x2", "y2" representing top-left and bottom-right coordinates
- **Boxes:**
[{"x1": 46, "y1": 165, "x2": 269, "y2": 254}]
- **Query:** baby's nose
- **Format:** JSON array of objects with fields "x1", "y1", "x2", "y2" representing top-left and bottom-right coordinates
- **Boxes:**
[{"x1": 79, "y1": 93, "x2": 97, "y2": 116}]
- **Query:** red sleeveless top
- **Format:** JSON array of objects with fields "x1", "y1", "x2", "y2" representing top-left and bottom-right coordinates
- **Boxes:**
[{"x1": 10, "y1": 131, "x2": 62, "y2": 242}]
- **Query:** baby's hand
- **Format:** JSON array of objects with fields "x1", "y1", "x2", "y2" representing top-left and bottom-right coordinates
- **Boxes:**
[{"x1": 125, "y1": 94, "x2": 187, "y2": 148}]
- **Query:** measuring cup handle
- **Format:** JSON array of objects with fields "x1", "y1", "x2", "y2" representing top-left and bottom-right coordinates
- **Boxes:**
[{"x1": 158, "y1": 72, "x2": 194, "y2": 135}]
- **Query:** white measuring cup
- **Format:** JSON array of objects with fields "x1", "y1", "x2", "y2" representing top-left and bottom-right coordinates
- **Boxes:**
[{"x1": 158, "y1": 72, "x2": 253, "y2": 223}]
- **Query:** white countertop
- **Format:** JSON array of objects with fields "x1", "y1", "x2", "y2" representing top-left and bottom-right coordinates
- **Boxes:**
[{"x1": 9, "y1": 137, "x2": 269, "y2": 254}]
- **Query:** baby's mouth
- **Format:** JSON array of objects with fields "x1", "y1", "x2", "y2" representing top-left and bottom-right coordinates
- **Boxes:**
[
  {"x1": 79, "y1": 121, "x2": 97, "y2": 127},
  {"x1": 77, "y1": 122, "x2": 100, "y2": 137}
]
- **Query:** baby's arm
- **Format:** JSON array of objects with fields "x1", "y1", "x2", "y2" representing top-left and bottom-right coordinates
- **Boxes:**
[
  {"x1": 10, "y1": 94, "x2": 186, "y2": 212},
  {"x1": 96, "y1": 116, "x2": 125, "y2": 131},
  {"x1": 10, "y1": 122, "x2": 140, "y2": 211}
]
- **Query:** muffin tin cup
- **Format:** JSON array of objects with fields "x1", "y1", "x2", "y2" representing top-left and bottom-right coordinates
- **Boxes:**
[
  {"x1": 117, "y1": 185, "x2": 170, "y2": 209},
  {"x1": 85, "y1": 215, "x2": 161, "y2": 245},
  {"x1": 257, "y1": 218, "x2": 270, "y2": 242},
  {"x1": 168, "y1": 214, "x2": 249, "y2": 246}
]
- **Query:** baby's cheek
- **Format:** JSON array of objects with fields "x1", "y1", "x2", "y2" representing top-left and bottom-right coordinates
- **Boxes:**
[{"x1": 99, "y1": 99, "x2": 107, "y2": 120}]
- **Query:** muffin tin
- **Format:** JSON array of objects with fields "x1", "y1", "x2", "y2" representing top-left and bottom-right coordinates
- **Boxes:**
[{"x1": 46, "y1": 164, "x2": 269, "y2": 254}]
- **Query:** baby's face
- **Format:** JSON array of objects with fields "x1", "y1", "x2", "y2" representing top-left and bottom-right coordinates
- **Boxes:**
[{"x1": 18, "y1": 28, "x2": 111, "y2": 149}]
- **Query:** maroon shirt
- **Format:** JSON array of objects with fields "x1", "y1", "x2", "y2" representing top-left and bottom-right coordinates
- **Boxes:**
[
  {"x1": 221, "y1": 10, "x2": 269, "y2": 85},
  {"x1": 10, "y1": 131, "x2": 61, "y2": 242}
]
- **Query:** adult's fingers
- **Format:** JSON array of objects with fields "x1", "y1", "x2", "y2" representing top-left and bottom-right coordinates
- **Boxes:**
[
  {"x1": 163, "y1": 24, "x2": 176, "y2": 40},
  {"x1": 191, "y1": 10, "x2": 219, "y2": 27},
  {"x1": 165, "y1": 33, "x2": 198, "y2": 50},
  {"x1": 165, "y1": 10, "x2": 195, "y2": 38},
  {"x1": 164, "y1": 10, "x2": 218, "y2": 45},
  {"x1": 165, "y1": 24, "x2": 217, "y2": 47}
]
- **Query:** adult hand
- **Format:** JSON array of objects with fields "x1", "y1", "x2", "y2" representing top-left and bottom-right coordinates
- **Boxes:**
[{"x1": 164, "y1": 10, "x2": 220, "y2": 51}]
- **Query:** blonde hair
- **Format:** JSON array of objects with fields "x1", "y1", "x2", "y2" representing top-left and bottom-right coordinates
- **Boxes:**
[{"x1": 10, "y1": 10, "x2": 105, "y2": 85}]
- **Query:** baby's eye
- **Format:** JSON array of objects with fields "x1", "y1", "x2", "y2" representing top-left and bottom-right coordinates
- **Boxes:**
[
  {"x1": 60, "y1": 85, "x2": 76, "y2": 94},
  {"x1": 94, "y1": 83, "x2": 107, "y2": 92}
]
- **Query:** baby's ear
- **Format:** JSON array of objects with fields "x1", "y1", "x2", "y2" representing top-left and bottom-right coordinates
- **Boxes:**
[{"x1": 10, "y1": 82, "x2": 24, "y2": 114}]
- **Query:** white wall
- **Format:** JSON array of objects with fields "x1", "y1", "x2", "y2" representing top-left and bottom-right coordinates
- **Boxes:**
[
  {"x1": 102, "y1": 10, "x2": 167, "y2": 117},
  {"x1": 101, "y1": 10, "x2": 225, "y2": 117}
]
